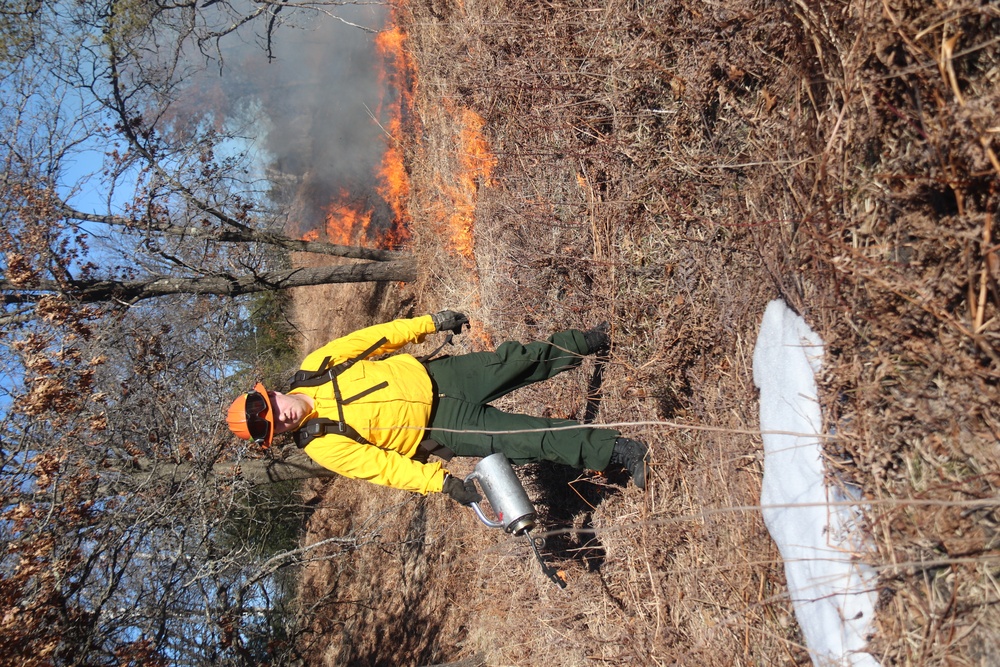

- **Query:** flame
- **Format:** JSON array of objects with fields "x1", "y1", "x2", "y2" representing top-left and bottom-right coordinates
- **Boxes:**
[
  {"x1": 372, "y1": 25, "x2": 414, "y2": 249},
  {"x1": 323, "y1": 190, "x2": 373, "y2": 245},
  {"x1": 375, "y1": 27, "x2": 415, "y2": 96},
  {"x1": 292, "y1": 6, "x2": 499, "y2": 304},
  {"x1": 413, "y1": 100, "x2": 497, "y2": 349},
  {"x1": 431, "y1": 103, "x2": 497, "y2": 262},
  {"x1": 324, "y1": 7, "x2": 497, "y2": 347},
  {"x1": 374, "y1": 115, "x2": 411, "y2": 248},
  {"x1": 319, "y1": 24, "x2": 416, "y2": 249}
]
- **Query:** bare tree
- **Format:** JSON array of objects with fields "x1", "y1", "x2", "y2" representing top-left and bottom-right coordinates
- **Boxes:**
[
  {"x1": 0, "y1": 2, "x2": 410, "y2": 664},
  {"x1": 0, "y1": 0, "x2": 413, "y2": 326},
  {"x1": 0, "y1": 259, "x2": 415, "y2": 320}
]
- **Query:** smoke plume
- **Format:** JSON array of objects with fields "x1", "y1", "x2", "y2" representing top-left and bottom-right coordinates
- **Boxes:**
[{"x1": 201, "y1": 4, "x2": 402, "y2": 242}]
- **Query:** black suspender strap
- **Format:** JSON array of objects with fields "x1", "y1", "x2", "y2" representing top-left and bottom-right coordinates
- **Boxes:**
[
  {"x1": 289, "y1": 356, "x2": 332, "y2": 389},
  {"x1": 331, "y1": 373, "x2": 349, "y2": 435},
  {"x1": 341, "y1": 382, "x2": 389, "y2": 405},
  {"x1": 289, "y1": 336, "x2": 389, "y2": 389},
  {"x1": 288, "y1": 336, "x2": 392, "y2": 449},
  {"x1": 293, "y1": 418, "x2": 375, "y2": 448},
  {"x1": 413, "y1": 439, "x2": 455, "y2": 463}
]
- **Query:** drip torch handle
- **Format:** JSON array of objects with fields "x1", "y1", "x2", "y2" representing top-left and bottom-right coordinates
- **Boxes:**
[{"x1": 463, "y1": 472, "x2": 504, "y2": 529}]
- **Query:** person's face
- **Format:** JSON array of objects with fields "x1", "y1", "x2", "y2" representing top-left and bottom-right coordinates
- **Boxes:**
[{"x1": 269, "y1": 391, "x2": 312, "y2": 434}]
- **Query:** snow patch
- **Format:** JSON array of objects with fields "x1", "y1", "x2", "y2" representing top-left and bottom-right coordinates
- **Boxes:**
[{"x1": 752, "y1": 300, "x2": 880, "y2": 667}]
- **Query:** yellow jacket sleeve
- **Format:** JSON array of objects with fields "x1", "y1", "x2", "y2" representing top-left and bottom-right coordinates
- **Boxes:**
[
  {"x1": 304, "y1": 434, "x2": 447, "y2": 494},
  {"x1": 300, "y1": 315, "x2": 437, "y2": 371}
]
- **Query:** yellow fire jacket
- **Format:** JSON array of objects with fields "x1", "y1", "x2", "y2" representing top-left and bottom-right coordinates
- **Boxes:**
[{"x1": 289, "y1": 315, "x2": 447, "y2": 494}]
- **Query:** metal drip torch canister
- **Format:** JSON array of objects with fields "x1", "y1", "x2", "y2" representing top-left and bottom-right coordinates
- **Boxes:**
[{"x1": 464, "y1": 453, "x2": 566, "y2": 588}]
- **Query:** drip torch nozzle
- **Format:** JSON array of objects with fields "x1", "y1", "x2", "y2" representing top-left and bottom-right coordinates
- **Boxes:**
[{"x1": 526, "y1": 531, "x2": 567, "y2": 589}]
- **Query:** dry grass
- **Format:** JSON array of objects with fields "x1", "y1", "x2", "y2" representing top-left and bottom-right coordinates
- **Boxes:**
[{"x1": 289, "y1": 0, "x2": 1000, "y2": 665}]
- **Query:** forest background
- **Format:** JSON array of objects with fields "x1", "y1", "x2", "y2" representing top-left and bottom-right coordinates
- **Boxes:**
[{"x1": 0, "y1": 0, "x2": 998, "y2": 666}]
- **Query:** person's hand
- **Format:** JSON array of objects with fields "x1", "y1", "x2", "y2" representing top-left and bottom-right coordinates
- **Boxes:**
[
  {"x1": 442, "y1": 475, "x2": 482, "y2": 505},
  {"x1": 431, "y1": 310, "x2": 469, "y2": 334}
]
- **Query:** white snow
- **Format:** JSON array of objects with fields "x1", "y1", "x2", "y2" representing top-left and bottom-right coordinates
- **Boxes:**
[{"x1": 752, "y1": 300, "x2": 880, "y2": 667}]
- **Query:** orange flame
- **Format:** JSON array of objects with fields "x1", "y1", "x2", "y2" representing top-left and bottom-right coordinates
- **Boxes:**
[
  {"x1": 442, "y1": 104, "x2": 497, "y2": 348},
  {"x1": 323, "y1": 191, "x2": 373, "y2": 246},
  {"x1": 319, "y1": 25, "x2": 415, "y2": 250},
  {"x1": 298, "y1": 9, "x2": 498, "y2": 292},
  {"x1": 431, "y1": 103, "x2": 497, "y2": 262},
  {"x1": 373, "y1": 26, "x2": 415, "y2": 249}
]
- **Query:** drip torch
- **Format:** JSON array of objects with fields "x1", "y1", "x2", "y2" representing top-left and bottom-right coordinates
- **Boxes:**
[{"x1": 464, "y1": 453, "x2": 566, "y2": 588}]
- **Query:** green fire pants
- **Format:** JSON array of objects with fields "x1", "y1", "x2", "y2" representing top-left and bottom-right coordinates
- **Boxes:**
[{"x1": 423, "y1": 330, "x2": 618, "y2": 471}]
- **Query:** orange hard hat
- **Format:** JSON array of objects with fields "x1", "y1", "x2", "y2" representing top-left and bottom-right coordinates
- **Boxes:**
[{"x1": 226, "y1": 382, "x2": 275, "y2": 448}]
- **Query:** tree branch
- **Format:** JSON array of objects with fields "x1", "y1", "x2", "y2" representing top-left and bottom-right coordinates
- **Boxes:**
[
  {"x1": 0, "y1": 259, "x2": 416, "y2": 304},
  {"x1": 62, "y1": 205, "x2": 408, "y2": 261}
]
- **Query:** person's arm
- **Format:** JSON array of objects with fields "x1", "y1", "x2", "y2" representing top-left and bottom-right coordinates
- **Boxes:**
[
  {"x1": 299, "y1": 315, "x2": 438, "y2": 371},
  {"x1": 303, "y1": 434, "x2": 447, "y2": 495}
]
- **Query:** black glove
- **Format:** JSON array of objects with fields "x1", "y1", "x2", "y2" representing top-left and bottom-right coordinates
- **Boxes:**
[
  {"x1": 442, "y1": 475, "x2": 482, "y2": 505},
  {"x1": 431, "y1": 310, "x2": 469, "y2": 334}
]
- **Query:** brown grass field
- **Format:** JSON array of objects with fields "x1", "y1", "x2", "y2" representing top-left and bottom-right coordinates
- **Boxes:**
[{"x1": 285, "y1": 0, "x2": 1000, "y2": 664}]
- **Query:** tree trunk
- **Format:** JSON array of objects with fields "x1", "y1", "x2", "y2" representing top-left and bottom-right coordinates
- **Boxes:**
[
  {"x1": 136, "y1": 450, "x2": 338, "y2": 486},
  {"x1": 63, "y1": 206, "x2": 406, "y2": 262},
  {"x1": 0, "y1": 259, "x2": 417, "y2": 305}
]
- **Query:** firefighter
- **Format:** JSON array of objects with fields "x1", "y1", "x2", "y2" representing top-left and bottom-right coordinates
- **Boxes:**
[{"x1": 225, "y1": 312, "x2": 650, "y2": 504}]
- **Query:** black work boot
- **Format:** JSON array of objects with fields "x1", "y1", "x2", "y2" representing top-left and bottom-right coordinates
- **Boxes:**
[
  {"x1": 583, "y1": 322, "x2": 610, "y2": 355},
  {"x1": 609, "y1": 438, "x2": 650, "y2": 490}
]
